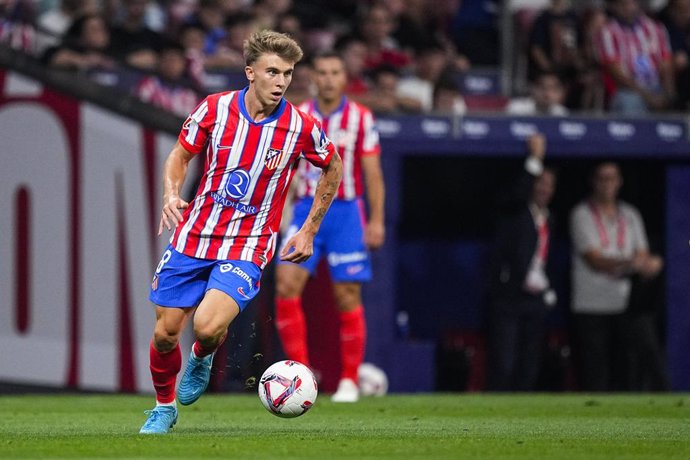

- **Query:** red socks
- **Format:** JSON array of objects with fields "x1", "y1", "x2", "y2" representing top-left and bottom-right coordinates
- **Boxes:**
[
  {"x1": 275, "y1": 297, "x2": 310, "y2": 366},
  {"x1": 192, "y1": 331, "x2": 227, "y2": 358},
  {"x1": 149, "y1": 341, "x2": 181, "y2": 404},
  {"x1": 339, "y1": 306, "x2": 366, "y2": 382}
]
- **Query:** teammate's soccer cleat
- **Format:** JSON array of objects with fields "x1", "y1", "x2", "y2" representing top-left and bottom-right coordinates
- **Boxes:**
[
  {"x1": 139, "y1": 405, "x2": 178, "y2": 434},
  {"x1": 177, "y1": 351, "x2": 214, "y2": 406},
  {"x1": 331, "y1": 378, "x2": 359, "y2": 403}
]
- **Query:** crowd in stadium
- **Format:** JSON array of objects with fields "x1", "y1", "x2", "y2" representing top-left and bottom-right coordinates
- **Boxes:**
[{"x1": 1, "y1": 0, "x2": 688, "y2": 117}]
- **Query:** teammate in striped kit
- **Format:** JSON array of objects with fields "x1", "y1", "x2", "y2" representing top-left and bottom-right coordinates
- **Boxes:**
[
  {"x1": 139, "y1": 30, "x2": 343, "y2": 434},
  {"x1": 275, "y1": 51, "x2": 385, "y2": 403}
]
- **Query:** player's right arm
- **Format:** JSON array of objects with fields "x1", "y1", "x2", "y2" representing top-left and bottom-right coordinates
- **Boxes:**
[{"x1": 158, "y1": 141, "x2": 195, "y2": 235}]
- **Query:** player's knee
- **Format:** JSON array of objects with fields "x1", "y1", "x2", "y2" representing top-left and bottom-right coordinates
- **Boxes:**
[
  {"x1": 193, "y1": 322, "x2": 226, "y2": 346},
  {"x1": 275, "y1": 273, "x2": 302, "y2": 299},
  {"x1": 152, "y1": 328, "x2": 180, "y2": 352},
  {"x1": 334, "y1": 285, "x2": 362, "y2": 312}
]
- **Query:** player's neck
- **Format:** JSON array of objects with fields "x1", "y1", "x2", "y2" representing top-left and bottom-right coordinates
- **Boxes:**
[
  {"x1": 244, "y1": 86, "x2": 280, "y2": 123},
  {"x1": 316, "y1": 96, "x2": 342, "y2": 117}
]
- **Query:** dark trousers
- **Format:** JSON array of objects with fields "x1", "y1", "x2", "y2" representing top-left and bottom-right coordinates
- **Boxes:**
[
  {"x1": 487, "y1": 296, "x2": 548, "y2": 392},
  {"x1": 573, "y1": 313, "x2": 628, "y2": 392}
]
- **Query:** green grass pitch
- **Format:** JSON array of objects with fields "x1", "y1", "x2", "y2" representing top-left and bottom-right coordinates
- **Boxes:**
[{"x1": 0, "y1": 393, "x2": 689, "y2": 459}]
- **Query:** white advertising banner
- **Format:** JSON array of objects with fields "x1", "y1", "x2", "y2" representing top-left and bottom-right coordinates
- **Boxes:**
[{"x1": 0, "y1": 70, "x2": 178, "y2": 392}]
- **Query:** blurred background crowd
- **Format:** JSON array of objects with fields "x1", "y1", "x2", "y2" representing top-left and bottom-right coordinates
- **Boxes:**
[{"x1": 2, "y1": 0, "x2": 689, "y2": 117}]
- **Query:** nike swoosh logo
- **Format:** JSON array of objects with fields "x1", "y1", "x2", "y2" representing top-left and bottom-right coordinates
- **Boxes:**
[{"x1": 216, "y1": 144, "x2": 232, "y2": 150}]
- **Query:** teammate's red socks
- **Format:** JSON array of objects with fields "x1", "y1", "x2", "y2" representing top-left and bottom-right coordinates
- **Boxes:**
[
  {"x1": 275, "y1": 297, "x2": 310, "y2": 366},
  {"x1": 339, "y1": 305, "x2": 366, "y2": 382},
  {"x1": 149, "y1": 341, "x2": 181, "y2": 404}
]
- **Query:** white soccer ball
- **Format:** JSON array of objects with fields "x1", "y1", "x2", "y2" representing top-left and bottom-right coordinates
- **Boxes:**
[
  {"x1": 358, "y1": 362, "x2": 388, "y2": 396},
  {"x1": 258, "y1": 360, "x2": 318, "y2": 418}
]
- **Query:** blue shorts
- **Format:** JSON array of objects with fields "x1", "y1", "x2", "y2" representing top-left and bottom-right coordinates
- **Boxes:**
[
  {"x1": 149, "y1": 245, "x2": 262, "y2": 311},
  {"x1": 280, "y1": 198, "x2": 372, "y2": 282}
]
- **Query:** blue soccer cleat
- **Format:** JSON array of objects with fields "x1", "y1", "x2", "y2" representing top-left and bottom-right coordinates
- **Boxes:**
[
  {"x1": 177, "y1": 351, "x2": 215, "y2": 406},
  {"x1": 139, "y1": 405, "x2": 178, "y2": 434}
]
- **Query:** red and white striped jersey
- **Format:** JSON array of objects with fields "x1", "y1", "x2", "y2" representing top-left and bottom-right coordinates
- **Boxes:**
[
  {"x1": 295, "y1": 97, "x2": 379, "y2": 201},
  {"x1": 172, "y1": 88, "x2": 336, "y2": 267},
  {"x1": 594, "y1": 15, "x2": 671, "y2": 92}
]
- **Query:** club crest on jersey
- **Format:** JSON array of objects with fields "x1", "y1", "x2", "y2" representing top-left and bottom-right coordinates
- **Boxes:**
[{"x1": 264, "y1": 148, "x2": 284, "y2": 170}]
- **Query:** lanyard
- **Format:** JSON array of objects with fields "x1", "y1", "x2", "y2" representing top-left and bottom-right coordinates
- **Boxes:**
[
  {"x1": 588, "y1": 202, "x2": 626, "y2": 250},
  {"x1": 530, "y1": 205, "x2": 550, "y2": 263}
]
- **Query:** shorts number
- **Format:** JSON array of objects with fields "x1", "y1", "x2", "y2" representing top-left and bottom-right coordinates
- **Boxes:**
[{"x1": 155, "y1": 250, "x2": 172, "y2": 274}]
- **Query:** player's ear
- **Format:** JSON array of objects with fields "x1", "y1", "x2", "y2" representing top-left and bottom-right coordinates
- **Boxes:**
[{"x1": 245, "y1": 65, "x2": 255, "y2": 83}]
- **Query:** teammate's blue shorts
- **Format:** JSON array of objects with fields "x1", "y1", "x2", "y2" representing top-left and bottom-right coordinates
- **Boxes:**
[
  {"x1": 280, "y1": 197, "x2": 372, "y2": 282},
  {"x1": 149, "y1": 245, "x2": 261, "y2": 311}
]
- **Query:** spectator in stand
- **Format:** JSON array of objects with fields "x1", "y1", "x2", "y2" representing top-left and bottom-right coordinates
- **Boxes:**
[
  {"x1": 451, "y1": 0, "x2": 500, "y2": 66},
  {"x1": 594, "y1": 0, "x2": 675, "y2": 114},
  {"x1": 396, "y1": 41, "x2": 450, "y2": 113},
  {"x1": 42, "y1": 13, "x2": 114, "y2": 71},
  {"x1": 432, "y1": 73, "x2": 467, "y2": 116},
  {"x1": 135, "y1": 41, "x2": 200, "y2": 117},
  {"x1": 109, "y1": 0, "x2": 165, "y2": 71},
  {"x1": 0, "y1": 0, "x2": 37, "y2": 54},
  {"x1": 356, "y1": 2, "x2": 411, "y2": 72},
  {"x1": 185, "y1": 0, "x2": 228, "y2": 58},
  {"x1": 657, "y1": 0, "x2": 690, "y2": 109},
  {"x1": 252, "y1": 0, "x2": 293, "y2": 31},
  {"x1": 358, "y1": 64, "x2": 401, "y2": 113},
  {"x1": 36, "y1": 0, "x2": 99, "y2": 53},
  {"x1": 178, "y1": 23, "x2": 208, "y2": 89},
  {"x1": 506, "y1": 71, "x2": 569, "y2": 116},
  {"x1": 284, "y1": 56, "x2": 313, "y2": 106},
  {"x1": 337, "y1": 36, "x2": 371, "y2": 96},
  {"x1": 528, "y1": 0, "x2": 585, "y2": 108}
]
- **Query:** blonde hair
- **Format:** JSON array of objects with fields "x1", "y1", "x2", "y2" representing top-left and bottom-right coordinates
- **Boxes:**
[{"x1": 243, "y1": 30, "x2": 304, "y2": 66}]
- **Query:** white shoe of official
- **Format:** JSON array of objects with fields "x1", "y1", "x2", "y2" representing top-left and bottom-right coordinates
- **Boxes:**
[{"x1": 331, "y1": 378, "x2": 359, "y2": 403}]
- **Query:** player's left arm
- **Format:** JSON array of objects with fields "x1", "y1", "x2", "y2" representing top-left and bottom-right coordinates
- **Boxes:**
[
  {"x1": 362, "y1": 153, "x2": 386, "y2": 249},
  {"x1": 280, "y1": 151, "x2": 343, "y2": 263}
]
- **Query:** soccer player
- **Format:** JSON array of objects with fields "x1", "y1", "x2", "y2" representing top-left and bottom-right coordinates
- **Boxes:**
[
  {"x1": 275, "y1": 51, "x2": 385, "y2": 403},
  {"x1": 139, "y1": 30, "x2": 343, "y2": 434}
]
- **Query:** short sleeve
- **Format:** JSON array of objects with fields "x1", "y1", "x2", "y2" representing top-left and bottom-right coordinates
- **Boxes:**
[
  {"x1": 570, "y1": 204, "x2": 598, "y2": 254},
  {"x1": 300, "y1": 115, "x2": 336, "y2": 168},
  {"x1": 178, "y1": 96, "x2": 214, "y2": 154},
  {"x1": 627, "y1": 206, "x2": 649, "y2": 252}
]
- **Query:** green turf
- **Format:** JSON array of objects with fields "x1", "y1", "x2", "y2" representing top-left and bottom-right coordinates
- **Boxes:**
[{"x1": 0, "y1": 393, "x2": 688, "y2": 459}]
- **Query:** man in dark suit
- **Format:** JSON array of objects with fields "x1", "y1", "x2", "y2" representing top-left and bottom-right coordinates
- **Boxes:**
[{"x1": 486, "y1": 133, "x2": 557, "y2": 391}]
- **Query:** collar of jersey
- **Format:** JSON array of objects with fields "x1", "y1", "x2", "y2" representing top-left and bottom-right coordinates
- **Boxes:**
[
  {"x1": 312, "y1": 95, "x2": 347, "y2": 119},
  {"x1": 238, "y1": 86, "x2": 286, "y2": 125}
]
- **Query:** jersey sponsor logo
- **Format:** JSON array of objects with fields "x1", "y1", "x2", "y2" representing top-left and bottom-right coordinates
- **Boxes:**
[
  {"x1": 220, "y1": 263, "x2": 233, "y2": 273},
  {"x1": 225, "y1": 169, "x2": 250, "y2": 199},
  {"x1": 211, "y1": 169, "x2": 258, "y2": 214},
  {"x1": 264, "y1": 148, "x2": 285, "y2": 170},
  {"x1": 328, "y1": 251, "x2": 367, "y2": 266},
  {"x1": 231, "y1": 265, "x2": 253, "y2": 287}
]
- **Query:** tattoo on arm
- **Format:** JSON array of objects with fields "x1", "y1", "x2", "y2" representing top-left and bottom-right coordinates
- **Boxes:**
[{"x1": 309, "y1": 156, "x2": 342, "y2": 226}]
